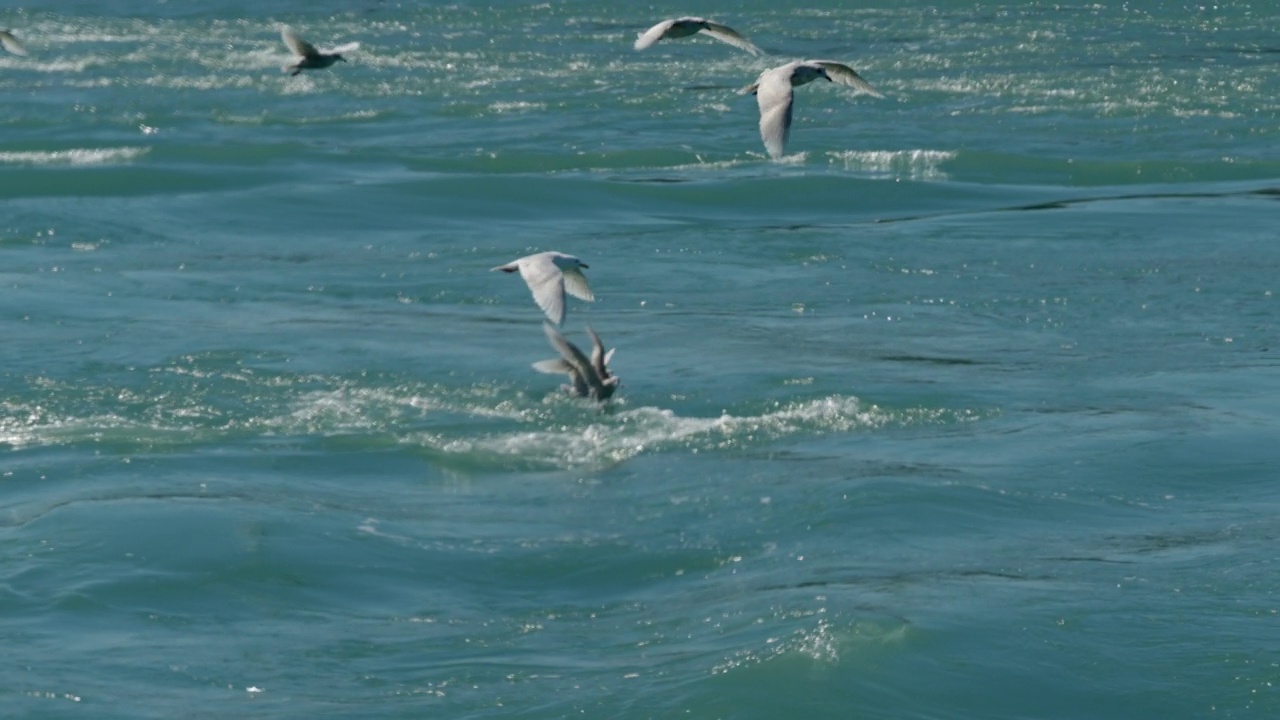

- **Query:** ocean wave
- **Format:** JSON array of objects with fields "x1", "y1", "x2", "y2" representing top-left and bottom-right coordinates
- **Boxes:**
[
  {"x1": 711, "y1": 615, "x2": 911, "y2": 676},
  {"x1": 828, "y1": 149, "x2": 956, "y2": 180},
  {"x1": 488, "y1": 100, "x2": 548, "y2": 114},
  {"x1": 0, "y1": 58, "x2": 96, "y2": 73},
  {"x1": 0, "y1": 147, "x2": 149, "y2": 166},
  {"x1": 405, "y1": 395, "x2": 977, "y2": 469},
  {"x1": 280, "y1": 383, "x2": 918, "y2": 468},
  {"x1": 0, "y1": 367, "x2": 981, "y2": 469}
]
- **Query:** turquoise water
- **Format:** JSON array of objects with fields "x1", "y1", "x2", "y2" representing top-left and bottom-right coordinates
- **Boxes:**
[{"x1": 3, "y1": 1, "x2": 1279, "y2": 717}]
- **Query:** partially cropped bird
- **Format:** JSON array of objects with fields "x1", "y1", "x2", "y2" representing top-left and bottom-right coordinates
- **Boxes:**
[{"x1": 0, "y1": 30, "x2": 29, "y2": 57}]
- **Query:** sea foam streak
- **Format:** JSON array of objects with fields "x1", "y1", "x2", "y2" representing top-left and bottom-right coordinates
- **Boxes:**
[
  {"x1": 408, "y1": 396, "x2": 979, "y2": 469},
  {"x1": 1, "y1": 367, "x2": 982, "y2": 467},
  {"x1": 0, "y1": 147, "x2": 149, "y2": 166},
  {"x1": 828, "y1": 149, "x2": 956, "y2": 180}
]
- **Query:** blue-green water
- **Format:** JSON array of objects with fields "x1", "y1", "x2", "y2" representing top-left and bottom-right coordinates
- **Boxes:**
[{"x1": 3, "y1": 1, "x2": 1279, "y2": 717}]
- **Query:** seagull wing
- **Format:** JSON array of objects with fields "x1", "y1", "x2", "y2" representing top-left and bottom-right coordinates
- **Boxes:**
[
  {"x1": 281, "y1": 28, "x2": 321, "y2": 59},
  {"x1": 326, "y1": 41, "x2": 360, "y2": 55},
  {"x1": 585, "y1": 326, "x2": 609, "y2": 376},
  {"x1": 756, "y1": 71, "x2": 794, "y2": 159},
  {"x1": 542, "y1": 323, "x2": 606, "y2": 395},
  {"x1": 532, "y1": 358, "x2": 575, "y2": 375},
  {"x1": 520, "y1": 257, "x2": 568, "y2": 326},
  {"x1": 700, "y1": 22, "x2": 761, "y2": 55},
  {"x1": 810, "y1": 60, "x2": 883, "y2": 97},
  {"x1": 561, "y1": 266, "x2": 595, "y2": 303},
  {"x1": 0, "y1": 31, "x2": 28, "y2": 57},
  {"x1": 534, "y1": 357, "x2": 589, "y2": 396},
  {"x1": 634, "y1": 19, "x2": 677, "y2": 50}
]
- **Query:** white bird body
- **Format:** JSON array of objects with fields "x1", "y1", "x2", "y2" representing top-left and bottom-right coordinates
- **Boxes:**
[
  {"x1": 741, "y1": 60, "x2": 882, "y2": 159},
  {"x1": 281, "y1": 27, "x2": 358, "y2": 76},
  {"x1": 634, "y1": 17, "x2": 761, "y2": 55},
  {"x1": 533, "y1": 323, "x2": 619, "y2": 401},
  {"x1": 0, "y1": 30, "x2": 29, "y2": 57},
  {"x1": 491, "y1": 251, "x2": 594, "y2": 326}
]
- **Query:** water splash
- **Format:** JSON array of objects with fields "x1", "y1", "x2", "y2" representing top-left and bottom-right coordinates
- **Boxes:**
[
  {"x1": 828, "y1": 149, "x2": 956, "y2": 180},
  {"x1": 711, "y1": 613, "x2": 911, "y2": 675},
  {"x1": 0, "y1": 363, "x2": 982, "y2": 469},
  {"x1": 404, "y1": 395, "x2": 978, "y2": 469}
]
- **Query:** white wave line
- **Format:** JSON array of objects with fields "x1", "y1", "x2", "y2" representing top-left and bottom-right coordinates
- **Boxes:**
[{"x1": 0, "y1": 147, "x2": 150, "y2": 166}]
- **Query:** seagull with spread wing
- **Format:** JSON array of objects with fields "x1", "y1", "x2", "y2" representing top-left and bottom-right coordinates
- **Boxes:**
[
  {"x1": 634, "y1": 17, "x2": 761, "y2": 56},
  {"x1": 740, "y1": 60, "x2": 883, "y2": 159},
  {"x1": 281, "y1": 27, "x2": 359, "y2": 76},
  {"x1": 491, "y1": 251, "x2": 594, "y2": 326}
]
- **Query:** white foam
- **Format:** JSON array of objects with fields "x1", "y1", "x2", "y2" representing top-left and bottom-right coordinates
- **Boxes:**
[
  {"x1": 0, "y1": 58, "x2": 96, "y2": 73},
  {"x1": 0, "y1": 147, "x2": 149, "y2": 166},
  {"x1": 2, "y1": 373, "x2": 981, "y2": 467},
  {"x1": 285, "y1": 384, "x2": 533, "y2": 433},
  {"x1": 488, "y1": 100, "x2": 547, "y2": 114},
  {"x1": 412, "y1": 395, "x2": 909, "y2": 468},
  {"x1": 828, "y1": 149, "x2": 956, "y2": 180}
]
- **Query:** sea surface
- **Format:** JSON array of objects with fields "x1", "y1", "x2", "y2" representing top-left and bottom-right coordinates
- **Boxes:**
[{"x1": 2, "y1": 1, "x2": 1279, "y2": 717}]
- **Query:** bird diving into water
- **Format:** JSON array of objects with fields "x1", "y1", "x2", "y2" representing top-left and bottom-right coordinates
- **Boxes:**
[{"x1": 533, "y1": 322, "x2": 619, "y2": 402}]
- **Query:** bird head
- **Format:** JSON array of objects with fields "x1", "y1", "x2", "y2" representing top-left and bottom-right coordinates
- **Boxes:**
[
  {"x1": 552, "y1": 253, "x2": 587, "y2": 270},
  {"x1": 791, "y1": 64, "x2": 831, "y2": 86}
]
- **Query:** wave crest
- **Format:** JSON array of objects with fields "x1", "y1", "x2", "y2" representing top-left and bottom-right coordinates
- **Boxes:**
[
  {"x1": 0, "y1": 147, "x2": 149, "y2": 166},
  {"x1": 1, "y1": 364, "x2": 983, "y2": 470}
]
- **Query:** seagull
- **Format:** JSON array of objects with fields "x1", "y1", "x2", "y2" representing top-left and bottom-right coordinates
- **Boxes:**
[
  {"x1": 281, "y1": 27, "x2": 359, "y2": 76},
  {"x1": 634, "y1": 17, "x2": 761, "y2": 56},
  {"x1": 491, "y1": 251, "x2": 594, "y2": 326},
  {"x1": 740, "y1": 60, "x2": 882, "y2": 160},
  {"x1": 533, "y1": 323, "x2": 619, "y2": 401},
  {"x1": 0, "y1": 30, "x2": 29, "y2": 57}
]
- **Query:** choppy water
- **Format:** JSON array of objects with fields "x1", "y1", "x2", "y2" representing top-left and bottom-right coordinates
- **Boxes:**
[{"x1": 3, "y1": 1, "x2": 1279, "y2": 717}]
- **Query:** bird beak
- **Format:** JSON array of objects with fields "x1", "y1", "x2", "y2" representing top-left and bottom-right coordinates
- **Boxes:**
[{"x1": 580, "y1": 263, "x2": 589, "y2": 269}]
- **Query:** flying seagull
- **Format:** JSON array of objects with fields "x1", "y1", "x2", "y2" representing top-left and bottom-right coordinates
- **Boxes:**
[
  {"x1": 634, "y1": 17, "x2": 761, "y2": 56},
  {"x1": 281, "y1": 27, "x2": 359, "y2": 76},
  {"x1": 533, "y1": 323, "x2": 619, "y2": 401},
  {"x1": 491, "y1": 251, "x2": 594, "y2": 326},
  {"x1": 0, "y1": 30, "x2": 29, "y2": 57},
  {"x1": 740, "y1": 60, "x2": 882, "y2": 159}
]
